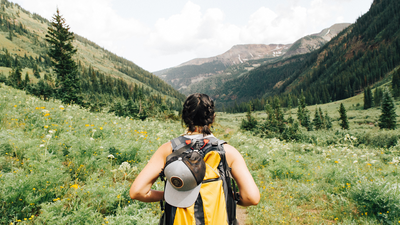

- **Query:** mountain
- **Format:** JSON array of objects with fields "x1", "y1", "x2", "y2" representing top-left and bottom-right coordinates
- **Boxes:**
[
  {"x1": 153, "y1": 43, "x2": 291, "y2": 91},
  {"x1": 0, "y1": 0, "x2": 185, "y2": 114},
  {"x1": 153, "y1": 23, "x2": 350, "y2": 93},
  {"x1": 179, "y1": 44, "x2": 291, "y2": 67},
  {"x1": 218, "y1": 0, "x2": 400, "y2": 112},
  {"x1": 284, "y1": 23, "x2": 350, "y2": 57}
]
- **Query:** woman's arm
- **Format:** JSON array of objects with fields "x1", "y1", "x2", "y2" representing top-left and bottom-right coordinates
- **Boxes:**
[
  {"x1": 129, "y1": 142, "x2": 172, "y2": 202},
  {"x1": 224, "y1": 144, "x2": 260, "y2": 206}
]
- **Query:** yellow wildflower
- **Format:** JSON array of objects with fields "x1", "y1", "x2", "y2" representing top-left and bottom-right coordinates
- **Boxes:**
[{"x1": 70, "y1": 184, "x2": 80, "y2": 189}]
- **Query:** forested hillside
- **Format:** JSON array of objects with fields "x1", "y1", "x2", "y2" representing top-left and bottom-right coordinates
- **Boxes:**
[
  {"x1": 0, "y1": 0, "x2": 185, "y2": 119},
  {"x1": 216, "y1": 0, "x2": 400, "y2": 112}
]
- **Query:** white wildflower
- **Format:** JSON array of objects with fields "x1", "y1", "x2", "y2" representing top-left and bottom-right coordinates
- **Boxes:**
[
  {"x1": 108, "y1": 154, "x2": 115, "y2": 159},
  {"x1": 90, "y1": 137, "x2": 94, "y2": 141},
  {"x1": 48, "y1": 130, "x2": 55, "y2": 134},
  {"x1": 46, "y1": 134, "x2": 51, "y2": 139},
  {"x1": 391, "y1": 158, "x2": 400, "y2": 165},
  {"x1": 353, "y1": 160, "x2": 358, "y2": 163},
  {"x1": 119, "y1": 162, "x2": 131, "y2": 172},
  {"x1": 40, "y1": 144, "x2": 45, "y2": 147}
]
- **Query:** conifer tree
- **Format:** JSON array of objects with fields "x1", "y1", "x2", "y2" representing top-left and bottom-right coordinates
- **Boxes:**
[
  {"x1": 393, "y1": 70, "x2": 400, "y2": 98},
  {"x1": 33, "y1": 64, "x2": 40, "y2": 79},
  {"x1": 339, "y1": 103, "x2": 349, "y2": 130},
  {"x1": 364, "y1": 87, "x2": 373, "y2": 109},
  {"x1": 273, "y1": 97, "x2": 285, "y2": 133},
  {"x1": 297, "y1": 92, "x2": 306, "y2": 125},
  {"x1": 324, "y1": 111, "x2": 332, "y2": 129},
  {"x1": 297, "y1": 92, "x2": 312, "y2": 131},
  {"x1": 24, "y1": 72, "x2": 29, "y2": 87},
  {"x1": 318, "y1": 107, "x2": 325, "y2": 129},
  {"x1": 8, "y1": 29, "x2": 12, "y2": 41},
  {"x1": 313, "y1": 107, "x2": 323, "y2": 130},
  {"x1": 374, "y1": 87, "x2": 383, "y2": 107},
  {"x1": 378, "y1": 88, "x2": 397, "y2": 130},
  {"x1": 8, "y1": 59, "x2": 22, "y2": 89},
  {"x1": 46, "y1": 9, "x2": 82, "y2": 105},
  {"x1": 240, "y1": 105, "x2": 257, "y2": 131}
]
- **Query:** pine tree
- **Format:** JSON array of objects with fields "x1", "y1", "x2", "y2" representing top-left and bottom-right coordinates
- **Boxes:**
[
  {"x1": 313, "y1": 107, "x2": 323, "y2": 130},
  {"x1": 297, "y1": 91, "x2": 306, "y2": 125},
  {"x1": 374, "y1": 87, "x2": 383, "y2": 107},
  {"x1": 8, "y1": 29, "x2": 12, "y2": 41},
  {"x1": 46, "y1": 9, "x2": 82, "y2": 105},
  {"x1": 364, "y1": 87, "x2": 373, "y2": 109},
  {"x1": 393, "y1": 70, "x2": 400, "y2": 98},
  {"x1": 241, "y1": 105, "x2": 258, "y2": 131},
  {"x1": 33, "y1": 64, "x2": 40, "y2": 79},
  {"x1": 339, "y1": 103, "x2": 349, "y2": 130},
  {"x1": 8, "y1": 59, "x2": 22, "y2": 89},
  {"x1": 318, "y1": 107, "x2": 326, "y2": 129},
  {"x1": 324, "y1": 111, "x2": 332, "y2": 130},
  {"x1": 378, "y1": 88, "x2": 397, "y2": 130},
  {"x1": 273, "y1": 97, "x2": 285, "y2": 133},
  {"x1": 24, "y1": 72, "x2": 29, "y2": 87}
]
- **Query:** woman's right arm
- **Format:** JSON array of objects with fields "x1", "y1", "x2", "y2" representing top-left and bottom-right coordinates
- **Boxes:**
[
  {"x1": 224, "y1": 144, "x2": 260, "y2": 206},
  {"x1": 129, "y1": 142, "x2": 172, "y2": 202}
]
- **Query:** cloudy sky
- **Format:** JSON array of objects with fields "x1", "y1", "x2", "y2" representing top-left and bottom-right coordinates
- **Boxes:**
[{"x1": 12, "y1": 0, "x2": 373, "y2": 72}]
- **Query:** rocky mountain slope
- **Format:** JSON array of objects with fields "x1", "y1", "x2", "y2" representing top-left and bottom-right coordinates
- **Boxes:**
[{"x1": 154, "y1": 23, "x2": 350, "y2": 92}]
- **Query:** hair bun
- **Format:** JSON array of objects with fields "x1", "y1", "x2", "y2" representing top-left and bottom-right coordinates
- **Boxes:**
[{"x1": 182, "y1": 94, "x2": 215, "y2": 136}]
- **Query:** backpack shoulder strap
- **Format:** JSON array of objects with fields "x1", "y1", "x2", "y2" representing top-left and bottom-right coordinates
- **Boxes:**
[
  {"x1": 170, "y1": 136, "x2": 189, "y2": 150},
  {"x1": 167, "y1": 136, "x2": 196, "y2": 162}
]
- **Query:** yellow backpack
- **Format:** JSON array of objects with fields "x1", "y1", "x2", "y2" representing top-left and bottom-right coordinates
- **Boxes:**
[{"x1": 159, "y1": 136, "x2": 239, "y2": 225}]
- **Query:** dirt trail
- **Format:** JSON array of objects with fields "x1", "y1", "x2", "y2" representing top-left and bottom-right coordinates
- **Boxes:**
[{"x1": 236, "y1": 206, "x2": 248, "y2": 224}]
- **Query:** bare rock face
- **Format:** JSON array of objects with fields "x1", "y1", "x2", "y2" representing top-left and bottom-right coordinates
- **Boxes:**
[
  {"x1": 178, "y1": 44, "x2": 292, "y2": 68},
  {"x1": 284, "y1": 23, "x2": 351, "y2": 57}
]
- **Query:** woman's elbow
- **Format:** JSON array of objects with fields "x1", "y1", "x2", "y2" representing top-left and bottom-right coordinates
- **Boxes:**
[
  {"x1": 129, "y1": 185, "x2": 142, "y2": 200},
  {"x1": 250, "y1": 193, "x2": 260, "y2": 205},
  {"x1": 240, "y1": 190, "x2": 260, "y2": 206}
]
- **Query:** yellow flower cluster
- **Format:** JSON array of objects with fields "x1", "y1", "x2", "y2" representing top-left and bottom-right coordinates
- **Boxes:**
[{"x1": 70, "y1": 184, "x2": 80, "y2": 189}]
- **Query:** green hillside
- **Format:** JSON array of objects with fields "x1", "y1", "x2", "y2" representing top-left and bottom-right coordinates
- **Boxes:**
[
  {"x1": 1, "y1": 80, "x2": 399, "y2": 224},
  {"x1": 0, "y1": 0, "x2": 185, "y2": 117}
]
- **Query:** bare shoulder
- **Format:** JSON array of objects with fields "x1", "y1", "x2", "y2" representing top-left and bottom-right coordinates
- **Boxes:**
[
  {"x1": 222, "y1": 144, "x2": 242, "y2": 166},
  {"x1": 156, "y1": 141, "x2": 173, "y2": 157}
]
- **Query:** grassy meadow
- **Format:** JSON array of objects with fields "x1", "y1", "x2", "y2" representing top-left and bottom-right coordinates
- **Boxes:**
[{"x1": 1, "y1": 83, "x2": 400, "y2": 224}]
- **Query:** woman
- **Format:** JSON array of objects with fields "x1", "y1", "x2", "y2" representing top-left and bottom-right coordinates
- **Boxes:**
[{"x1": 130, "y1": 93, "x2": 259, "y2": 224}]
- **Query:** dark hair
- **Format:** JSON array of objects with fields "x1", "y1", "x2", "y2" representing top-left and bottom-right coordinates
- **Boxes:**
[{"x1": 182, "y1": 93, "x2": 215, "y2": 136}]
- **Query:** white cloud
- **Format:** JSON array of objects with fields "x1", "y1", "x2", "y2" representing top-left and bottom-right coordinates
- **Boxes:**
[
  {"x1": 15, "y1": 0, "x2": 149, "y2": 55},
  {"x1": 11, "y1": 0, "x2": 375, "y2": 71},
  {"x1": 146, "y1": 0, "x2": 350, "y2": 60}
]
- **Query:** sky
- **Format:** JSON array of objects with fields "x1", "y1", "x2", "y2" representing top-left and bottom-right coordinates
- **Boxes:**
[{"x1": 11, "y1": 0, "x2": 373, "y2": 72}]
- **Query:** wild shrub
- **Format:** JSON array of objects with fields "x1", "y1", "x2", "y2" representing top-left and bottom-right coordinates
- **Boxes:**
[
  {"x1": 349, "y1": 179, "x2": 400, "y2": 223},
  {"x1": 357, "y1": 130, "x2": 399, "y2": 148}
]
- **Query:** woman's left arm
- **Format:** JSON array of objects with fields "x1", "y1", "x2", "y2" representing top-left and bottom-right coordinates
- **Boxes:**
[
  {"x1": 225, "y1": 144, "x2": 260, "y2": 206},
  {"x1": 129, "y1": 142, "x2": 172, "y2": 202}
]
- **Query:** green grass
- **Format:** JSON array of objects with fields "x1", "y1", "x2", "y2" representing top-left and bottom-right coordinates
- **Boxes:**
[{"x1": 1, "y1": 83, "x2": 400, "y2": 224}]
